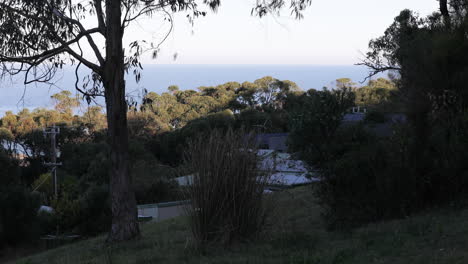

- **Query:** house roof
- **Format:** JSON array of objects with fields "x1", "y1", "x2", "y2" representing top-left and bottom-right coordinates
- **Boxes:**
[
  {"x1": 343, "y1": 113, "x2": 366, "y2": 122},
  {"x1": 257, "y1": 150, "x2": 308, "y2": 173},
  {"x1": 267, "y1": 172, "x2": 320, "y2": 186},
  {"x1": 256, "y1": 133, "x2": 289, "y2": 152}
]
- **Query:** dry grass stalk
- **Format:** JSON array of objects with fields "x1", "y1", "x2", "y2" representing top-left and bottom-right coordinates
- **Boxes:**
[{"x1": 183, "y1": 129, "x2": 270, "y2": 247}]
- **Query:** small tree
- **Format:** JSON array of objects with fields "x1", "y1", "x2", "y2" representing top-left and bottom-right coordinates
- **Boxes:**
[
  {"x1": 51, "y1": 90, "x2": 80, "y2": 115},
  {"x1": 167, "y1": 85, "x2": 180, "y2": 94},
  {"x1": 288, "y1": 87, "x2": 355, "y2": 166}
]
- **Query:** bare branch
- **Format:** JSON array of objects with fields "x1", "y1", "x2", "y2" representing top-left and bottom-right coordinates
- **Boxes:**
[
  {"x1": 24, "y1": 63, "x2": 57, "y2": 85},
  {"x1": 50, "y1": 4, "x2": 105, "y2": 66},
  {"x1": 73, "y1": 39, "x2": 104, "y2": 100},
  {"x1": 123, "y1": 2, "x2": 166, "y2": 27},
  {"x1": 0, "y1": 28, "x2": 102, "y2": 73},
  {"x1": 356, "y1": 60, "x2": 401, "y2": 83},
  {"x1": 94, "y1": 0, "x2": 106, "y2": 34}
]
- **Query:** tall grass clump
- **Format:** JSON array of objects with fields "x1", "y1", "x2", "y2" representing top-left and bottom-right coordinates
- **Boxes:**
[{"x1": 184, "y1": 129, "x2": 269, "y2": 247}]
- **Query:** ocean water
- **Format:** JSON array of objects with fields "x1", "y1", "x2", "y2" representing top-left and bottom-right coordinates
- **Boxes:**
[{"x1": 0, "y1": 64, "x2": 379, "y2": 116}]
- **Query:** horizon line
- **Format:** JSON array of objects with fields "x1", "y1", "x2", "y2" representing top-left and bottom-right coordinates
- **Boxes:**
[{"x1": 139, "y1": 63, "x2": 362, "y2": 67}]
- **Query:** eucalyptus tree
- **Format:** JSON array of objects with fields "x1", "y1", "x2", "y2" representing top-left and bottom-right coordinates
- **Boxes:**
[
  {"x1": 0, "y1": 0, "x2": 312, "y2": 242},
  {"x1": 51, "y1": 90, "x2": 80, "y2": 115},
  {"x1": 358, "y1": 0, "x2": 468, "y2": 196}
]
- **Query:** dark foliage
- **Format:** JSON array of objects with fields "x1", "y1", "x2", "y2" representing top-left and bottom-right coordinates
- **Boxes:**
[
  {"x1": 75, "y1": 185, "x2": 111, "y2": 236},
  {"x1": 0, "y1": 186, "x2": 41, "y2": 247},
  {"x1": 364, "y1": 110, "x2": 386, "y2": 123},
  {"x1": 288, "y1": 87, "x2": 355, "y2": 167},
  {"x1": 299, "y1": 1, "x2": 468, "y2": 229},
  {"x1": 0, "y1": 146, "x2": 41, "y2": 247}
]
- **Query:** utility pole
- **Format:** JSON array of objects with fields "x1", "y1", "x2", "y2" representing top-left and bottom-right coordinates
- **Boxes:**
[
  {"x1": 44, "y1": 125, "x2": 62, "y2": 237},
  {"x1": 43, "y1": 125, "x2": 62, "y2": 201}
]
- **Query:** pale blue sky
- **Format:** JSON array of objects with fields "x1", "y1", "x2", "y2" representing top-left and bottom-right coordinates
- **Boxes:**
[{"x1": 128, "y1": 0, "x2": 439, "y2": 65}]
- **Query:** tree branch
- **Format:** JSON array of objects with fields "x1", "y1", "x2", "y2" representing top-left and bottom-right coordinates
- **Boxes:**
[
  {"x1": 94, "y1": 0, "x2": 106, "y2": 35},
  {"x1": 356, "y1": 60, "x2": 401, "y2": 83},
  {"x1": 123, "y1": 2, "x2": 167, "y2": 26},
  {"x1": 0, "y1": 2, "x2": 103, "y2": 72},
  {"x1": 0, "y1": 28, "x2": 101, "y2": 73},
  {"x1": 439, "y1": 0, "x2": 451, "y2": 28},
  {"x1": 24, "y1": 63, "x2": 57, "y2": 85},
  {"x1": 50, "y1": 5, "x2": 105, "y2": 66}
]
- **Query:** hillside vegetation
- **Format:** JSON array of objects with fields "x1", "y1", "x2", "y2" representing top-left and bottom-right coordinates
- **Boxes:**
[{"x1": 12, "y1": 186, "x2": 468, "y2": 264}]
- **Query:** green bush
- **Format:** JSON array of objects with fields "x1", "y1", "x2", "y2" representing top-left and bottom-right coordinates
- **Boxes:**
[
  {"x1": 132, "y1": 160, "x2": 180, "y2": 204},
  {"x1": 288, "y1": 87, "x2": 355, "y2": 167},
  {"x1": 315, "y1": 120, "x2": 468, "y2": 230},
  {"x1": 364, "y1": 110, "x2": 386, "y2": 123},
  {"x1": 75, "y1": 185, "x2": 111, "y2": 236},
  {"x1": 34, "y1": 177, "x2": 111, "y2": 237},
  {"x1": 317, "y1": 137, "x2": 411, "y2": 229},
  {"x1": 0, "y1": 186, "x2": 41, "y2": 247},
  {"x1": 0, "y1": 147, "x2": 42, "y2": 247},
  {"x1": 51, "y1": 191, "x2": 81, "y2": 233}
]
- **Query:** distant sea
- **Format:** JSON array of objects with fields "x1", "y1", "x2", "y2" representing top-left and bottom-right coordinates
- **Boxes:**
[{"x1": 0, "y1": 64, "x2": 381, "y2": 117}]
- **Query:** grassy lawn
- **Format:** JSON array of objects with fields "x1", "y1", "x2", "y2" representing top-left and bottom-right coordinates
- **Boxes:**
[{"x1": 12, "y1": 186, "x2": 468, "y2": 264}]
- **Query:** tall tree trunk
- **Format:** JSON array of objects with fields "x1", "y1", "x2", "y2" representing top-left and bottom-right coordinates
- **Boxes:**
[
  {"x1": 104, "y1": 0, "x2": 140, "y2": 242},
  {"x1": 440, "y1": 0, "x2": 451, "y2": 28}
]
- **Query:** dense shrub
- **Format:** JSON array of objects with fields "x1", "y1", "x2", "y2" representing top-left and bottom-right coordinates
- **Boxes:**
[
  {"x1": 51, "y1": 191, "x2": 81, "y2": 234},
  {"x1": 40, "y1": 184, "x2": 111, "y2": 237},
  {"x1": 75, "y1": 185, "x2": 111, "y2": 236},
  {"x1": 0, "y1": 186, "x2": 41, "y2": 247},
  {"x1": 424, "y1": 116, "x2": 468, "y2": 202},
  {"x1": 0, "y1": 148, "x2": 42, "y2": 247},
  {"x1": 311, "y1": 2, "x2": 468, "y2": 230},
  {"x1": 364, "y1": 110, "x2": 386, "y2": 123},
  {"x1": 184, "y1": 129, "x2": 269, "y2": 247},
  {"x1": 316, "y1": 128, "x2": 410, "y2": 229},
  {"x1": 132, "y1": 160, "x2": 180, "y2": 204},
  {"x1": 288, "y1": 87, "x2": 355, "y2": 166},
  {"x1": 314, "y1": 120, "x2": 468, "y2": 230}
]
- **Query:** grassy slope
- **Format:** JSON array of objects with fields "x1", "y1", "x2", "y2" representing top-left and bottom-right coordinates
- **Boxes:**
[{"x1": 13, "y1": 186, "x2": 468, "y2": 264}]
